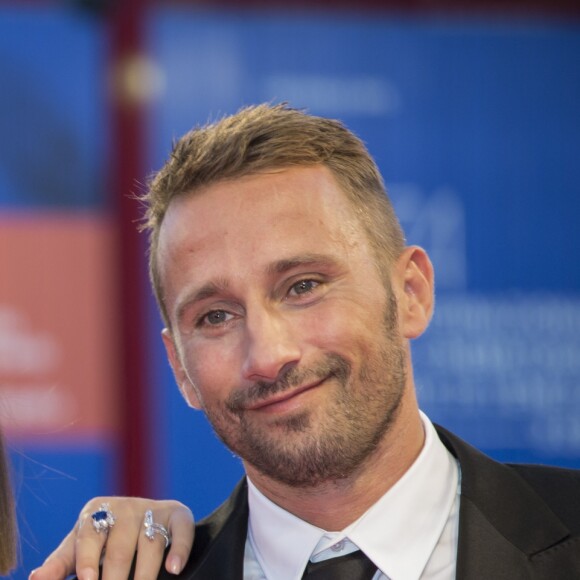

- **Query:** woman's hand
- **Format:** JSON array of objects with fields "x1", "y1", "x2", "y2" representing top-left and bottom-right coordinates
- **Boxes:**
[{"x1": 29, "y1": 497, "x2": 194, "y2": 580}]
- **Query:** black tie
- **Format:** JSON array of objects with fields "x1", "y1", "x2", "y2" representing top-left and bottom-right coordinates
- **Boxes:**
[{"x1": 301, "y1": 549, "x2": 377, "y2": 579}]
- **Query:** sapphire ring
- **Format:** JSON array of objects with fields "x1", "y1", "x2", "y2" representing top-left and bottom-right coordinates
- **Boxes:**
[
  {"x1": 144, "y1": 509, "x2": 171, "y2": 548},
  {"x1": 91, "y1": 503, "x2": 116, "y2": 533}
]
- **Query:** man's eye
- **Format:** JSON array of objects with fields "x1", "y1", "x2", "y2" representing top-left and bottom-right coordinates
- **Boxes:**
[
  {"x1": 200, "y1": 310, "x2": 231, "y2": 326},
  {"x1": 289, "y1": 279, "x2": 319, "y2": 296}
]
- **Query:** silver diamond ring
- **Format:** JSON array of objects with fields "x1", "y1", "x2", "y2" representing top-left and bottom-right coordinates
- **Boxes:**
[{"x1": 144, "y1": 509, "x2": 171, "y2": 548}]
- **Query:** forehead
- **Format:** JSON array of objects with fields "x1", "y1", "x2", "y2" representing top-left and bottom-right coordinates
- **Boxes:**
[
  {"x1": 160, "y1": 165, "x2": 363, "y2": 251},
  {"x1": 157, "y1": 166, "x2": 371, "y2": 305}
]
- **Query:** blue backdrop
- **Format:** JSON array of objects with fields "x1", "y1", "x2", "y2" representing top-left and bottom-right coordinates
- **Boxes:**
[
  {"x1": 145, "y1": 9, "x2": 580, "y2": 519},
  {"x1": 1, "y1": 6, "x2": 579, "y2": 577}
]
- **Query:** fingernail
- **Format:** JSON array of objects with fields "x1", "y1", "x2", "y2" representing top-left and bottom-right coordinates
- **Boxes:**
[
  {"x1": 28, "y1": 570, "x2": 38, "y2": 580},
  {"x1": 167, "y1": 556, "x2": 183, "y2": 574},
  {"x1": 78, "y1": 568, "x2": 98, "y2": 580}
]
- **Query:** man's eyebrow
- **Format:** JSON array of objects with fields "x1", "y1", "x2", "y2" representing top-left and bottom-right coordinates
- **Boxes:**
[
  {"x1": 175, "y1": 279, "x2": 229, "y2": 323},
  {"x1": 266, "y1": 254, "x2": 338, "y2": 275}
]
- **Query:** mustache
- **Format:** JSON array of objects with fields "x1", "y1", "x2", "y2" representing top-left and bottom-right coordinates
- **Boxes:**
[{"x1": 226, "y1": 353, "x2": 350, "y2": 414}]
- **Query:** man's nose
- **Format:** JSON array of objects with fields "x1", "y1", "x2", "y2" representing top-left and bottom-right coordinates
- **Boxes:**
[{"x1": 241, "y1": 309, "x2": 301, "y2": 382}]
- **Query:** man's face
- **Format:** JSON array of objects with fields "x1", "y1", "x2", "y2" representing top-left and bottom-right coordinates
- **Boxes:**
[{"x1": 158, "y1": 165, "x2": 410, "y2": 487}]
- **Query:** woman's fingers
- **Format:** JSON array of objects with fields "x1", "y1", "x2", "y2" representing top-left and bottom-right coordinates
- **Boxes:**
[
  {"x1": 133, "y1": 502, "x2": 194, "y2": 577},
  {"x1": 29, "y1": 528, "x2": 83, "y2": 580},
  {"x1": 28, "y1": 497, "x2": 111, "y2": 580},
  {"x1": 29, "y1": 497, "x2": 195, "y2": 580},
  {"x1": 164, "y1": 504, "x2": 195, "y2": 574}
]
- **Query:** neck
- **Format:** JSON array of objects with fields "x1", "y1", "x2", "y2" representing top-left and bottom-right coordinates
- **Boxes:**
[{"x1": 244, "y1": 393, "x2": 425, "y2": 531}]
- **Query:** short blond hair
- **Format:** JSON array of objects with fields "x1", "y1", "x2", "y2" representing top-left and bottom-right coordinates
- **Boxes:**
[{"x1": 142, "y1": 103, "x2": 405, "y2": 326}]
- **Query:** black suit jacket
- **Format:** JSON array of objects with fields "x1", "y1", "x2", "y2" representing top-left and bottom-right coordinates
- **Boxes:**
[{"x1": 155, "y1": 426, "x2": 580, "y2": 579}]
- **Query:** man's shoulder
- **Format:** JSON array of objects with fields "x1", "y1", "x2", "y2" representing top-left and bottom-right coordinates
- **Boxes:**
[
  {"x1": 508, "y1": 462, "x2": 580, "y2": 532},
  {"x1": 436, "y1": 423, "x2": 580, "y2": 528},
  {"x1": 436, "y1": 423, "x2": 580, "y2": 482},
  {"x1": 509, "y1": 462, "x2": 580, "y2": 487}
]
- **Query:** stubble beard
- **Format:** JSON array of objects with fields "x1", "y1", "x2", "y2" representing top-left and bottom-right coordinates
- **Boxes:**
[{"x1": 203, "y1": 294, "x2": 407, "y2": 488}]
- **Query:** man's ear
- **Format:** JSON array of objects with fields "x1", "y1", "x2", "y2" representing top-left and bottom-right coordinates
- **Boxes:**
[
  {"x1": 161, "y1": 328, "x2": 202, "y2": 410},
  {"x1": 394, "y1": 246, "x2": 435, "y2": 339}
]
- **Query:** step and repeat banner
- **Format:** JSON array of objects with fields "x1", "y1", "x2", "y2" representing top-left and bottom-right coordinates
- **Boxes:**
[
  {"x1": 145, "y1": 10, "x2": 580, "y2": 517},
  {"x1": 1, "y1": 5, "x2": 579, "y2": 577},
  {"x1": 0, "y1": 9, "x2": 118, "y2": 577}
]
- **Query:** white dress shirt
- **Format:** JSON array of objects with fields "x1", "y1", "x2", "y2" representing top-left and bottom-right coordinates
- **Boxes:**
[{"x1": 243, "y1": 412, "x2": 460, "y2": 580}]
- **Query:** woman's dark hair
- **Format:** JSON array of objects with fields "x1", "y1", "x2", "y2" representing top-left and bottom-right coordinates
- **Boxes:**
[{"x1": 0, "y1": 428, "x2": 17, "y2": 574}]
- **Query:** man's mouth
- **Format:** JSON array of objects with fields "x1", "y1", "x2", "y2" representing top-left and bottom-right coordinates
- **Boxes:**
[{"x1": 244, "y1": 377, "x2": 328, "y2": 413}]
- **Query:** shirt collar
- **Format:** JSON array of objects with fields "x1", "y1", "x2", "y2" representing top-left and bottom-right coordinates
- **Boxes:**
[
  {"x1": 247, "y1": 477, "x2": 323, "y2": 580},
  {"x1": 247, "y1": 412, "x2": 458, "y2": 580}
]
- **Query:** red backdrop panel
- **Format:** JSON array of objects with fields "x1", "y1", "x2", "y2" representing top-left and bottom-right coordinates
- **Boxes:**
[{"x1": 0, "y1": 213, "x2": 118, "y2": 442}]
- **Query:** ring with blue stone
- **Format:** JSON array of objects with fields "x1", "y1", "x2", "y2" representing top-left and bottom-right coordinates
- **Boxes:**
[{"x1": 91, "y1": 503, "x2": 116, "y2": 533}]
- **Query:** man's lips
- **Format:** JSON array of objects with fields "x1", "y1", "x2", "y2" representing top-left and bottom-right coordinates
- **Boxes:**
[{"x1": 244, "y1": 377, "x2": 327, "y2": 412}]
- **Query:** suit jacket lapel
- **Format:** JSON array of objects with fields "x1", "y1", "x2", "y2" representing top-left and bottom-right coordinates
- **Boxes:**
[
  {"x1": 436, "y1": 426, "x2": 578, "y2": 580},
  {"x1": 193, "y1": 482, "x2": 248, "y2": 579}
]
